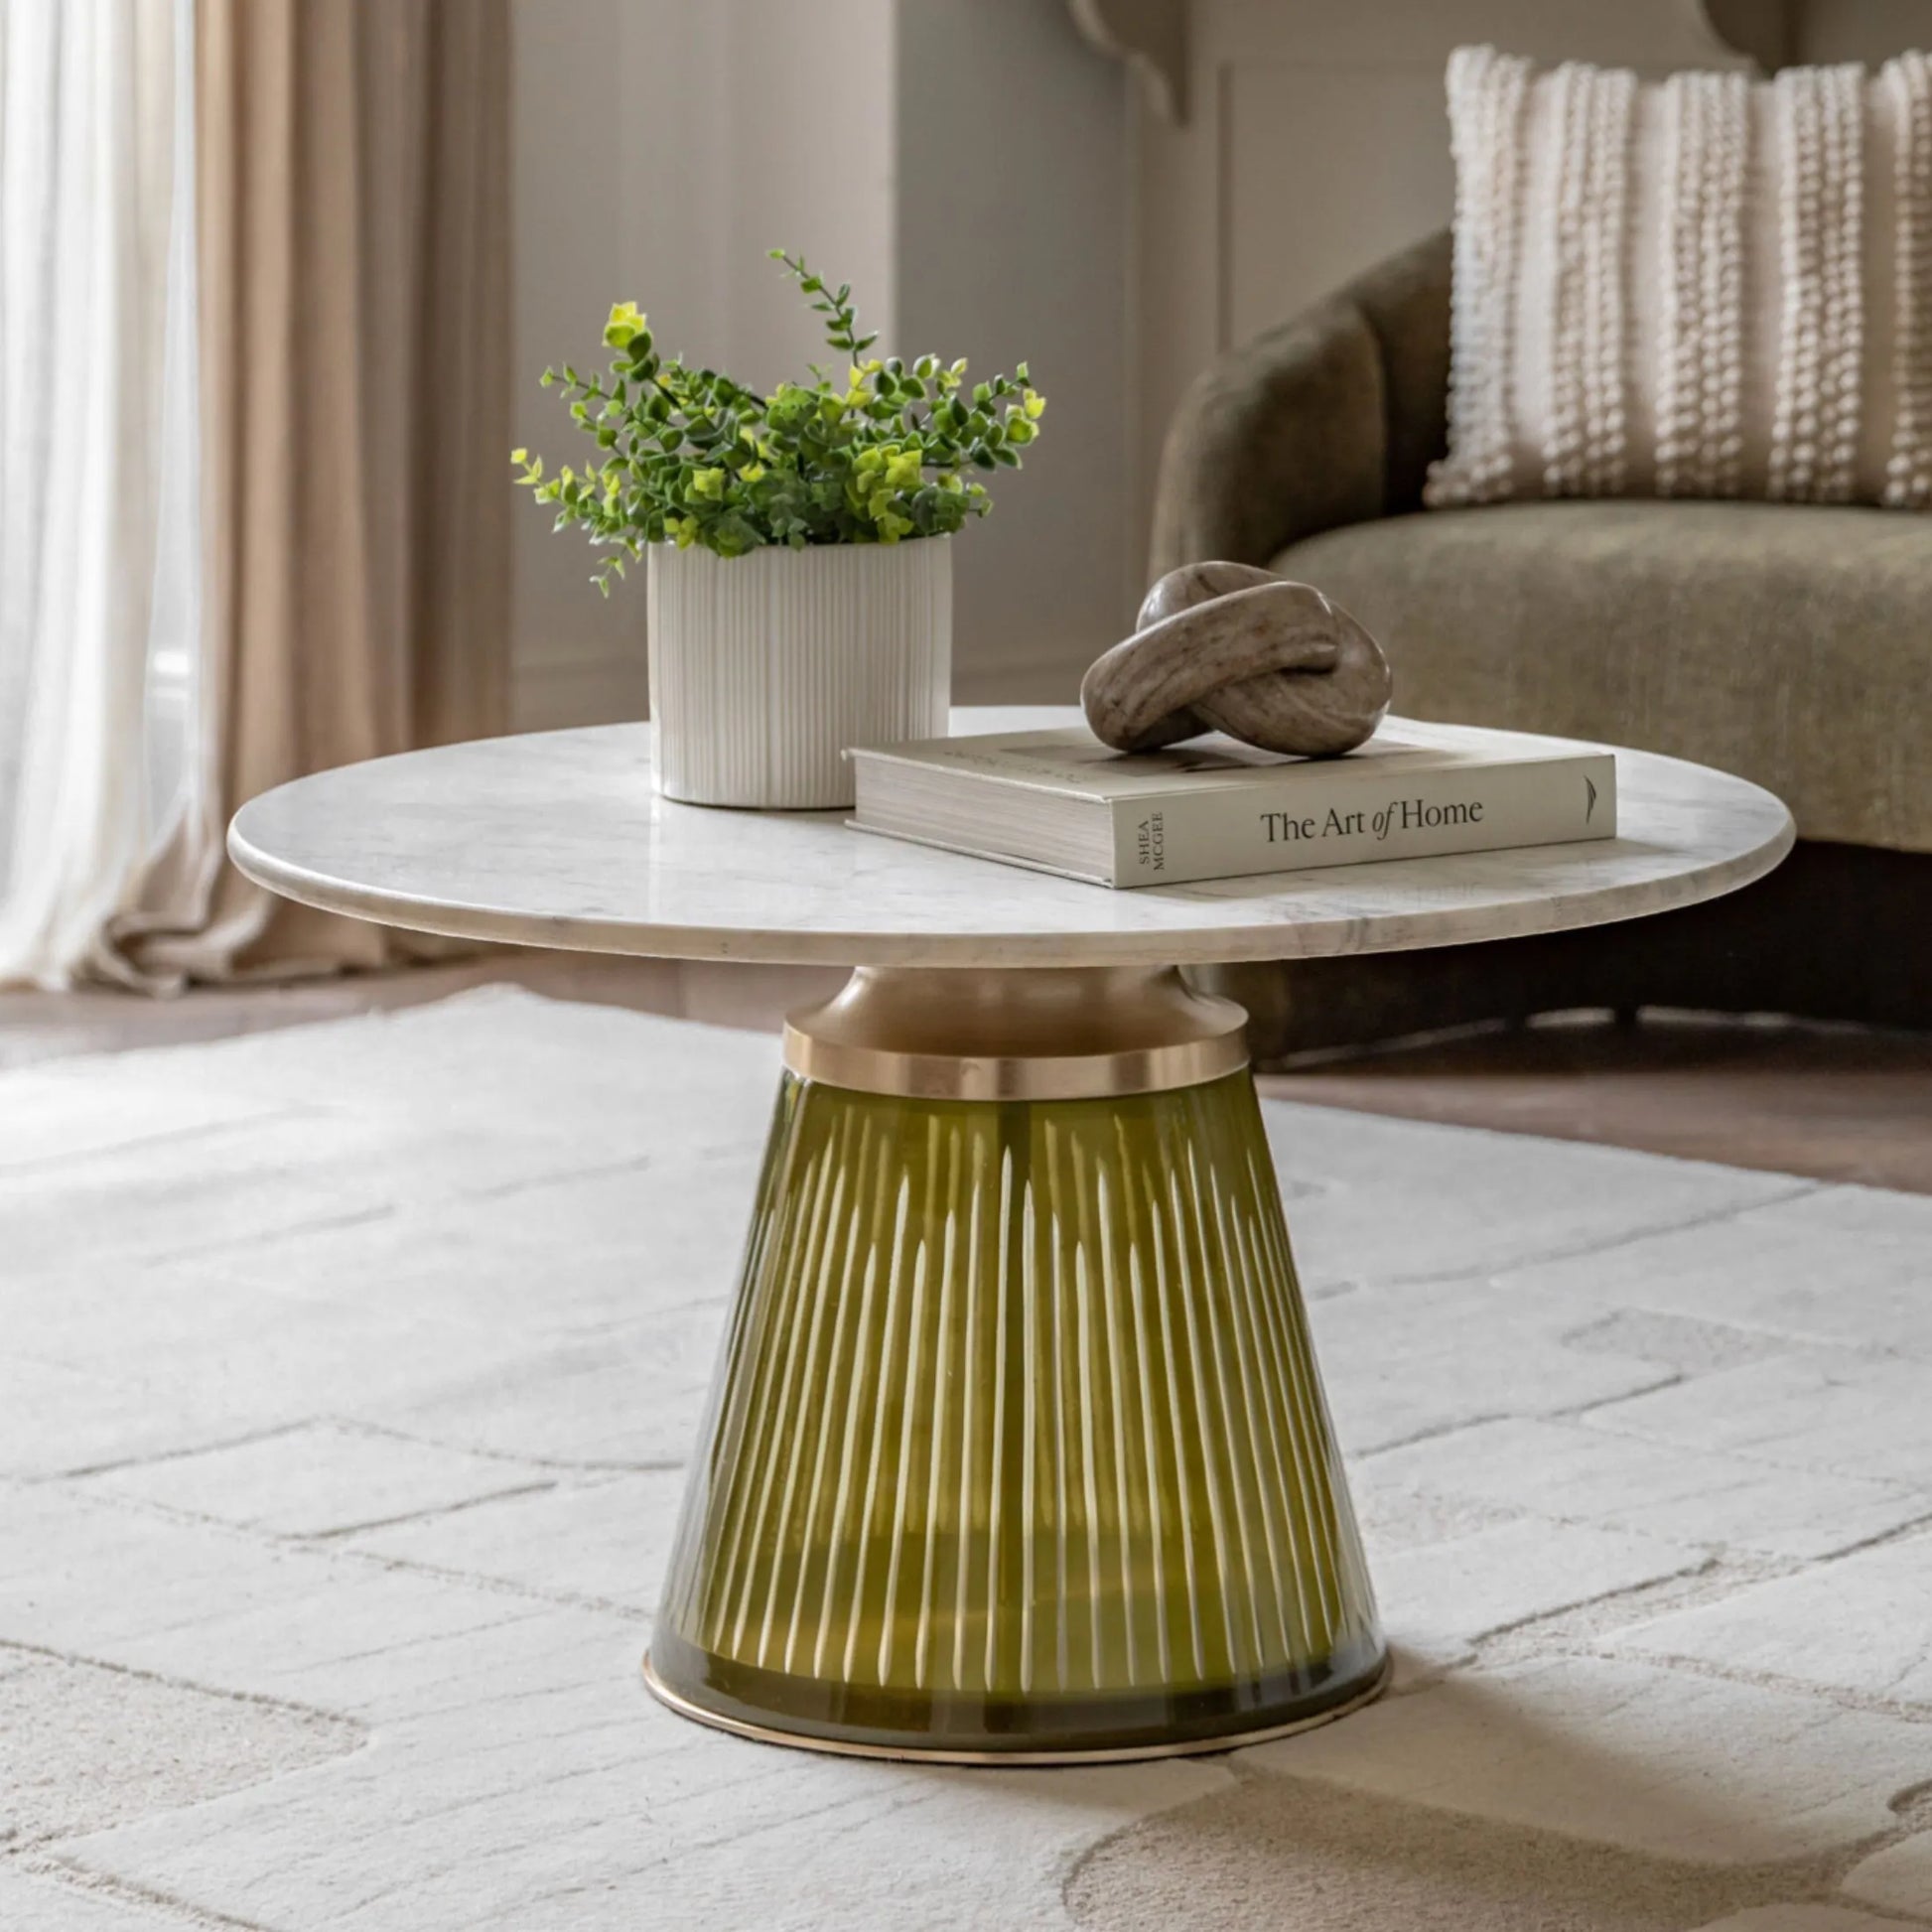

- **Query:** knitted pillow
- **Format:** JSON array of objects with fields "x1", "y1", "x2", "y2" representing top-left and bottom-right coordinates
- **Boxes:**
[{"x1": 1426, "y1": 45, "x2": 1932, "y2": 509}]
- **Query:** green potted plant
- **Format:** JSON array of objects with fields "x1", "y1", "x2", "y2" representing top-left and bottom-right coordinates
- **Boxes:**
[{"x1": 515, "y1": 250, "x2": 1045, "y2": 808}]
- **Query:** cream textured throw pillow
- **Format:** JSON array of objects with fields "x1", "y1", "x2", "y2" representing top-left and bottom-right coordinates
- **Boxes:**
[{"x1": 1426, "y1": 45, "x2": 1932, "y2": 509}]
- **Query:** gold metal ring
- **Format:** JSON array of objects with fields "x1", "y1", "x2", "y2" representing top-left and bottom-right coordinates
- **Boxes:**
[{"x1": 780, "y1": 964, "x2": 1250, "y2": 1101}]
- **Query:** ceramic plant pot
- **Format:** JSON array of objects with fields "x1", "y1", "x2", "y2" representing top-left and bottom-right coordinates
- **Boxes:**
[{"x1": 646, "y1": 536, "x2": 952, "y2": 809}]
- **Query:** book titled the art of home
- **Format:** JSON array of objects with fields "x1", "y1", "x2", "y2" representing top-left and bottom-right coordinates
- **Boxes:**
[{"x1": 848, "y1": 720, "x2": 1616, "y2": 889}]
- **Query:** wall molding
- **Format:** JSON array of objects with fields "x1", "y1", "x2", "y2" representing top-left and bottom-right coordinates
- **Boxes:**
[{"x1": 1068, "y1": 0, "x2": 1187, "y2": 121}]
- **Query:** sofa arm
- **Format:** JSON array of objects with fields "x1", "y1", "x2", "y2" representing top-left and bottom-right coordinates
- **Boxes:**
[{"x1": 1148, "y1": 231, "x2": 1452, "y2": 581}]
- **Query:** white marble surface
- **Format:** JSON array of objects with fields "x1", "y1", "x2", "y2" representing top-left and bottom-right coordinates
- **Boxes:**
[{"x1": 228, "y1": 708, "x2": 1794, "y2": 967}]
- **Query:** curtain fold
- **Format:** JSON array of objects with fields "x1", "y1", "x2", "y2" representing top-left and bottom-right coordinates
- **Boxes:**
[
  {"x1": 0, "y1": 0, "x2": 193, "y2": 988},
  {"x1": 105, "y1": 0, "x2": 511, "y2": 985}
]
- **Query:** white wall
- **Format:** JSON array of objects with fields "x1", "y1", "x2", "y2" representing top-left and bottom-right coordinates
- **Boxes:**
[
  {"x1": 510, "y1": 0, "x2": 632, "y2": 731},
  {"x1": 509, "y1": 0, "x2": 1130, "y2": 729},
  {"x1": 896, "y1": 1, "x2": 1134, "y2": 701},
  {"x1": 718, "y1": 1, "x2": 897, "y2": 391}
]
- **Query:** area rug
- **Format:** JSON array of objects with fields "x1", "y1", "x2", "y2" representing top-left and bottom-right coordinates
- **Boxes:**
[{"x1": 3, "y1": 988, "x2": 1928, "y2": 1931}]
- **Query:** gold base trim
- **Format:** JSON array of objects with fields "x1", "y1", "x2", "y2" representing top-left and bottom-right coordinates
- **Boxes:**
[
  {"x1": 782, "y1": 964, "x2": 1249, "y2": 1101},
  {"x1": 639, "y1": 1650, "x2": 1393, "y2": 1766}
]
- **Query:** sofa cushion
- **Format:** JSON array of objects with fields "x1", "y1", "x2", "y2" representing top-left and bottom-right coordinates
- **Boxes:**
[
  {"x1": 1426, "y1": 48, "x2": 1932, "y2": 512},
  {"x1": 1276, "y1": 499, "x2": 1931, "y2": 852}
]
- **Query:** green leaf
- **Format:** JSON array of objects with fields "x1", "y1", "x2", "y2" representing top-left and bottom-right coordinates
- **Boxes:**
[{"x1": 517, "y1": 248, "x2": 1041, "y2": 579}]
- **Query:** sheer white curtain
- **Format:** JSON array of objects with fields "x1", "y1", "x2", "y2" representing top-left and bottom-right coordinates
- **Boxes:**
[{"x1": 0, "y1": 0, "x2": 201, "y2": 988}]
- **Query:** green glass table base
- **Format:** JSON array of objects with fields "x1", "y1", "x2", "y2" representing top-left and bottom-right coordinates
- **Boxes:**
[{"x1": 646, "y1": 1067, "x2": 1387, "y2": 1761}]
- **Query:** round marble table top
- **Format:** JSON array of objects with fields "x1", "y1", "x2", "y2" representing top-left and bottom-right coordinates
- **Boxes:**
[{"x1": 227, "y1": 707, "x2": 1794, "y2": 969}]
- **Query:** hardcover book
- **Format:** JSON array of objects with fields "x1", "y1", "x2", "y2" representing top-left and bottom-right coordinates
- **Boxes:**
[{"x1": 848, "y1": 719, "x2": 1616, "y2": 888}]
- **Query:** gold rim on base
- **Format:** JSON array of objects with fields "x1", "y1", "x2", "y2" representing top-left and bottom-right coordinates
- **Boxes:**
[{"x1": 639, "y1": 1649, "x2": 1393, "y2": 1766}]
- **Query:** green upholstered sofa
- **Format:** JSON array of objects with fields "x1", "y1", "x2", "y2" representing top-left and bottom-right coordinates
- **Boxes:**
[{"x1": 1151, "y1": 232, "x2": 1931, "y2": 1057}]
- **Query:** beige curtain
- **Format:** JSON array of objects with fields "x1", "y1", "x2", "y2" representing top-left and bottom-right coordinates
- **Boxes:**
[{"x1": 105, "y1": 0, "x2": 510, "y2": 985}]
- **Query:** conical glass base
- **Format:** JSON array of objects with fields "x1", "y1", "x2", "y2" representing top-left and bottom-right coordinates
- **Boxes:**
[{"x1": 648, "y1": 1066, "x2": 1385, "y2": 1759}]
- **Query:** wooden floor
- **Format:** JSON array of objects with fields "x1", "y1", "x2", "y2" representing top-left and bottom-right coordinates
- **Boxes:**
[
  {"x1": 1258, "y1": 1012, "x2": 1932, "y2": 1192},
  {"x1": 5, "y1": 951, "x2": 1928, "y2": 1192}
]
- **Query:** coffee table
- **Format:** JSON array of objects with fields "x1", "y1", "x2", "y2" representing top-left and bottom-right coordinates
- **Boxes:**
[{"x1": 229, "y1": 707, "x2": 1792, "y2": 1763}]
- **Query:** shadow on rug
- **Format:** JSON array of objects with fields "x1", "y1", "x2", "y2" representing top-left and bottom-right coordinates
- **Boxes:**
[{"x1": 1066, "y1": 1772, "x2": 1887, "y2": 1932}]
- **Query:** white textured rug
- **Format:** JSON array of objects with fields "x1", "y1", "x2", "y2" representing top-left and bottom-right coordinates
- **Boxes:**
[{"x1": 4, "y1": 988, "x2": 1930, "y2": 1932}]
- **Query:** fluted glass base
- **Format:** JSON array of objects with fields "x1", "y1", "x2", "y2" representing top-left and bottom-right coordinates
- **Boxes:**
[{"x1": 647, "y1": 1065, "x2": 1386, "y2": 1760}]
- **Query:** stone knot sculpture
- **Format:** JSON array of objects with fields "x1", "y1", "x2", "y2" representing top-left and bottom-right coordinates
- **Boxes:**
[{"x1": 1081, "y1": 562, "x2": 1394, "y2": 758}]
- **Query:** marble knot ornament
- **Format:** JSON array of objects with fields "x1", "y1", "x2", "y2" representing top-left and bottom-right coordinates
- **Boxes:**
[{"x1": 1081, "y1": 562, "x2": 1394, "y2": 758}]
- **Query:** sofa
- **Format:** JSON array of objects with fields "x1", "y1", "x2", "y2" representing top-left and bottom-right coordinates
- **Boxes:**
[{"x1": 1151, "y1": 232, "x2": 1932, "y2": 1057}]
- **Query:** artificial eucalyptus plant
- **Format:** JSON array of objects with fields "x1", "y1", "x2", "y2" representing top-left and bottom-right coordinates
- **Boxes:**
[{"x1": 513, "y1": 249, "x2": 1045, "y2": 587}]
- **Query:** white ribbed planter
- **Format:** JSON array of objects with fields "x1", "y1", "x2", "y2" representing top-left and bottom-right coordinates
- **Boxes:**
[{"x1": 646, "y1": 538, "x2": 952, "y2": 809}]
